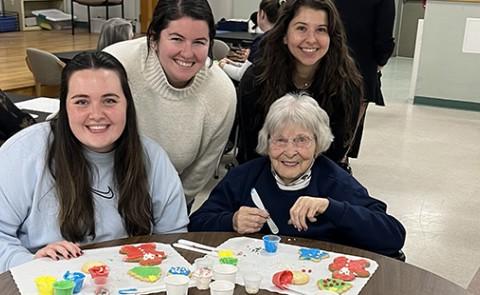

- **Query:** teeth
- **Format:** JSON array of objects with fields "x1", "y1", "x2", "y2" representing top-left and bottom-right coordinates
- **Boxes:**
[
  {"x1": 175, "y1": 60, "x2": 194, "y2": 67},
  {"x1": 302, "y1": 48, "x2": 317, "y2": 52},
  {"x1": 88, "y1": 125, "x2": 107, "y2": 130}
]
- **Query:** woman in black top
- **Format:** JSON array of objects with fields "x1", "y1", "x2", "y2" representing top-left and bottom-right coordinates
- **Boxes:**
[{"x1": 237, "y1": 0, "x2": 362, "y2": 170}]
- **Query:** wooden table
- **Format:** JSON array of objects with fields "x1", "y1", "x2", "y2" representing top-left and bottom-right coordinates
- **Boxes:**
[{"x1": 0, "y1": 232, "x2": 470, "y2": 294}]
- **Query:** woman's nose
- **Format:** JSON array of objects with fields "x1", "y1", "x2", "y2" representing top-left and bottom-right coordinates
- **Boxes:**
[
  {"x1": 89, "y1": 103, "x2": 104, "y2": 119},
  {"x1": 305, "y1": 30, "x2": 316, "y2": 43},
  {"x1": 283, "y1": 143, "x2": 298, "y2": 157},
  {"x1": 181, "y1": 42, "x2": 194, "y2": 58}
]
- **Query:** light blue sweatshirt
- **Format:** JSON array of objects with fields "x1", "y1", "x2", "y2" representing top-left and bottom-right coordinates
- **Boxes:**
[{"x1": 0, "y1": 122, "x2": 189, "y2": 272}]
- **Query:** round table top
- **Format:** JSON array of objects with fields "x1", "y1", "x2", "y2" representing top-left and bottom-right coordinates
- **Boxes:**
[{"x1": 0, "y1": 232, "x2": 469, "y2": 295}]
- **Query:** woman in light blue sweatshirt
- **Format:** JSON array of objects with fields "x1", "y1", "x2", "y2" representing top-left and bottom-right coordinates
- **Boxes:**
[{"x1": 0, "y1": 52, "x2": 189, "y2": 272}]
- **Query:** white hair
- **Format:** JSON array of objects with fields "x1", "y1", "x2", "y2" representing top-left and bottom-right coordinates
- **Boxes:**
[{"x1": 256, "y1": 92, "x2": 334, "y2": 157}]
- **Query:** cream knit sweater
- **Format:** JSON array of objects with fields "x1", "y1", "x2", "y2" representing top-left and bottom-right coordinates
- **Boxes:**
[{"x1": 105, "y1": 37, "x2": 236, "y2": 204}]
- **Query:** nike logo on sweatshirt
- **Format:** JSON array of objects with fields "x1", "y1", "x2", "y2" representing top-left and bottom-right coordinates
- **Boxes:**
[{"x1": 92, "y1": 186, "x2": 115, "y2": 199}]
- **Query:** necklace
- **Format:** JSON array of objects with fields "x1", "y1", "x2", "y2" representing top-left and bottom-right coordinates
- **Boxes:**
[
  {"x1": 294, "y1": 76, "x2": 312, "y2": 90},
  {"x1": 295, "y1": 80, "x2": 311, "y2": 90}
]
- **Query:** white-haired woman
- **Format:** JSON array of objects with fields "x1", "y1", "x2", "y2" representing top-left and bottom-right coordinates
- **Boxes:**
[{"x1": 189, "y1": 93, "x2": 405, "y2": 257}]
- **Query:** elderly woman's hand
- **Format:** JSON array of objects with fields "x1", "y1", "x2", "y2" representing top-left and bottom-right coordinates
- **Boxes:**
[
  {"x1": 34, "y1": 240, "x2": 83, "y2": 261},
  {"x1": 289, "y1": 196, "x2": 329, "y2": 231},
  {"x1": 233, "y1": 206, "x2": 269, "y2": 234}
]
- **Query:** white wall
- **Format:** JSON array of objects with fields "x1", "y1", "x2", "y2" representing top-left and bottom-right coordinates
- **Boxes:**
[
  {"x1": 208, "y1": 0, "x2": 233, "y2": 21},
  {"x1": 232, "y1": 0, "x2": 258, "y2": 19},
  {"x1": 209, "y1": 0, "x2": 259, "y2": 20},
  {"x1": 415, "y1": 0, "x2": 480, "y2": 104}
]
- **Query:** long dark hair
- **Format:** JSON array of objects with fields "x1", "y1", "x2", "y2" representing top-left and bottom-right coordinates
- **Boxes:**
[
  {"x1": 146, "y1": 0, "x2": 215, "y2": 60},
  {"x1": 256, "y1": 0, "x2": 363, "y2": 142},
  {"x1": 47, "y1": 52, "x2": 152, "y2": 242},
  {"x1": 260, "y1": 0, "x2": 284, "y2": 24}
]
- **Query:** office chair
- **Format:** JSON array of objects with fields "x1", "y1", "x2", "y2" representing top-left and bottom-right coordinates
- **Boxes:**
[
  {"x1": 212, "y1": 39, "x2": 231, "y2": 60},
  {"x1": 25, "y1": 48, "x2": 65, "y2": 97},
  {"x1": 71, "y1": 0, "x2": 124, "y2": 35}
]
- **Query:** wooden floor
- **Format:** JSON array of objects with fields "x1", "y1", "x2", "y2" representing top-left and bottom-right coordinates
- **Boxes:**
[{"x1": 0, "y1": 30, "x2": 98, "y2": 94}]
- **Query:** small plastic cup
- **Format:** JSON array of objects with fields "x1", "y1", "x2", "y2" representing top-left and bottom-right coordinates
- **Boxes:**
[
  {"x1": 63, "y1": 271, "x2": 85, "y2": 294},
  {"x1": 192, "y1": 267, "x2": 213, "y2": 290},
  {"x1": 194, "y1": 256, "x2": 214, "y2": 270},
  {"x1": 212, "y1": 264, "x2": 237, "y2": 284},
  {"x1": 209, "y1": 280, "x2": 235, "y2": 295},
  {"x1": 34, "y1": 275, "x2": 56, "y2": 295},
  {"x1": 52, "y1": 280, "x2": 75, "y2": 295},
  {"x1": 164, "y1": 274, "x2": 190, "y2": 295},
  {"x1": 262, "y1": 235, "x2": 281, "y2": 254},
  {"x1": 243, "y1": 272, "x2": 262, "y2": 294}
]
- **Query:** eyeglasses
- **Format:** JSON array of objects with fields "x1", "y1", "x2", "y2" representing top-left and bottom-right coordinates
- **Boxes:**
[{"x1": 269, "y1": 135, "x2": 314, "y2": 149}]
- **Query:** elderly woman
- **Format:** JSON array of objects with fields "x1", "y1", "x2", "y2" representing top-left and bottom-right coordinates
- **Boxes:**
[{"x1": 189, "y1": 93, "x2": 405, "y2": 257}]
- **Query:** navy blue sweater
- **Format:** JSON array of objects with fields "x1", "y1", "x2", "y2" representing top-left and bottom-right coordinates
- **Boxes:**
[{"x1": 189, "y1": 156, "x2": 406, "y2": 256}]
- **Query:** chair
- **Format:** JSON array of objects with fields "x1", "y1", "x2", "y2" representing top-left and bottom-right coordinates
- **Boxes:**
[
  {"x1": 71, "y1": 0, "x2": 124, "y2": 35},
  {"x1": 468, "y1": 267, "x2": 480, "y2": 295},
  {"x1": 212, "y1": 39, "x2": 231, "y2": 60},
  {"x1": 25, "y1": 48, "x2": 65, "y2": 96}
]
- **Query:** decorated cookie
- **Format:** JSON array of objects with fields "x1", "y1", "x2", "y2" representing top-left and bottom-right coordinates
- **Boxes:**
[
  {"x1": 168, "y1": 266, "x2": 191, "y2": 276},
  {"x1": 291, "y1": 271, "x2": 309, "y2": 285},
  {"x1": 128, "y1": 266, "x2": 162, "y2": 282},
  {"x1": 119, "y1": 243, "x2": 167, "y2": 265},
  {"x1": 328, "y1": 256, "x2": 370, "y2": 281},
  {"x1": 317, "y1": 278, "x2": 352, "y2": 294},
  {"x1": 218, "y1": 249, "x2": 238, "y2": 265},
  {"x1": 219, "y1": 256, "x2": 238, "y2": 265},
  {"x1": 81, "y1": 261, "x2": 105, "y2": 273},
  {"x1": 298, "y1": 247, "x2": 329, "y2": 262}
]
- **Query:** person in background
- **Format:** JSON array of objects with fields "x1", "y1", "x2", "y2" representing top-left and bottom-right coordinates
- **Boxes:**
[
  {"x1": 0, "y1": 52, "x2": 188, "y2": 272},
  {"x1": 237, "y1": 0, "x2": 363, "y2": 173},
  {"x1": 189, "y1": 93, "x2": 406, "y2": 257},
  {"x1": 333, "y1": 0, "x2": 396, "y2": 160},
  {"x1": 218, "y1": 0, "x2": 284, "y2": 81},
  {"x1": 104, "y1": 0, "x2": 236, "y2": 210},
  {"x1": 97, "y1": 18, "x2": 134, "y2": 51}
]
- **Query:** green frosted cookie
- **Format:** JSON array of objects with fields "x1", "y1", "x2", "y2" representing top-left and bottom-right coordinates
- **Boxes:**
[
  {"x1": 317, "y1": 278, "x2": 352, "y2": 294},
  {"x1": 128, "y1": 266, "x2": 162, "y2": 282}
]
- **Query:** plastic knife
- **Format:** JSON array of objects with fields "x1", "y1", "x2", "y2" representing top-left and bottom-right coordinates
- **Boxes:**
[{"x1": 250, "y1": 188, "x2": 279, "y2": 234}]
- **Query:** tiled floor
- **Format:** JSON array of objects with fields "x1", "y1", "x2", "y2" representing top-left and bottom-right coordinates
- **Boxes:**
[
  {"x1": 194, "y1": 57, "x2": 480, "y2": 288},
  {"x1": 350, "y1": 57, "x2": 480, "y2": 288}
]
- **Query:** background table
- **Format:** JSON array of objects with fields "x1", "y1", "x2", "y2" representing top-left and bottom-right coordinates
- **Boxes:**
[
  {"x1": 0, "y1": 232, "x2": 470, "y2": 294},
  {"x1": 6, "y1": 92, "x2": 51, "y2": 122},
  {"x1": 215, "y1": 31, "x2": 260, "y2": 48},
  {"x1": 53, "y1": 49, "x2": 96, "y2": 63}
]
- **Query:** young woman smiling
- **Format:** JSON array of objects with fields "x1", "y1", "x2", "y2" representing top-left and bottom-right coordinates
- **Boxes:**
[
  {"x1": 237, "y1": 0, "x2": 363, "y2": 173},
  {"x1": 0, "y1": 52, "x2": 188, "y2": 272},
  {"x1": 104, "y1": 0, "x2": 236, "y2": 209}
]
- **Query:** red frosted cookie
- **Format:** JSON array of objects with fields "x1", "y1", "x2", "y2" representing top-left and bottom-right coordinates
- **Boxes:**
[
  {"x1": 119, "y1": 243, "x2": 167, "y2": 265},
  {"x1": 328, "y1": 256, "x2": 370, "y2": 281}
]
